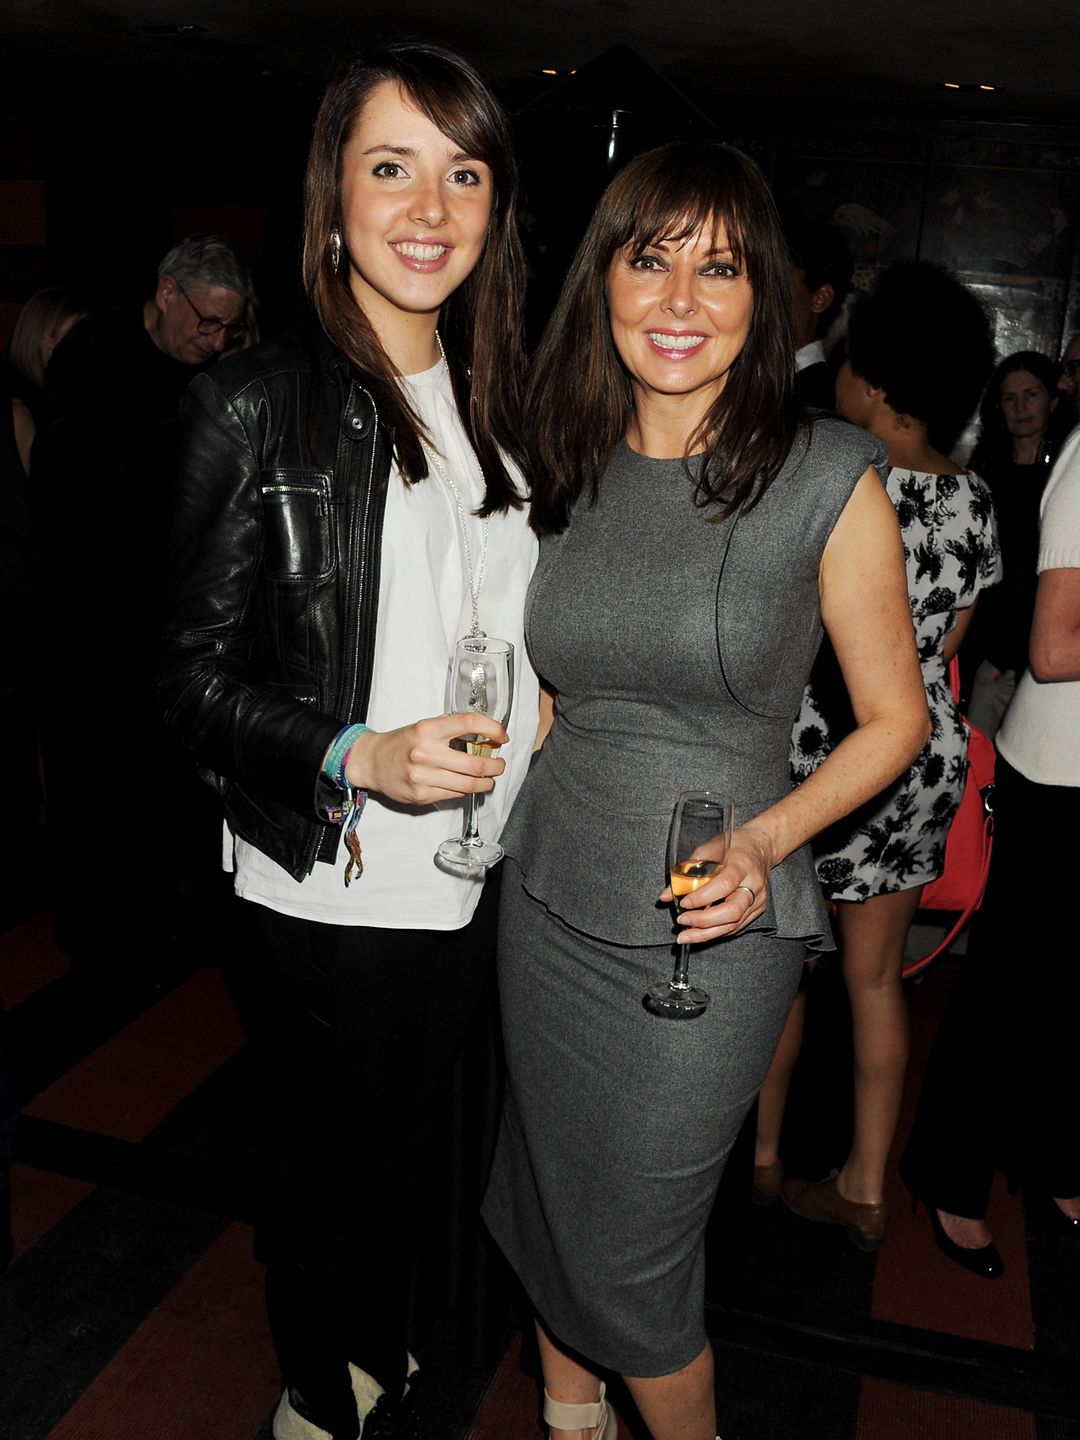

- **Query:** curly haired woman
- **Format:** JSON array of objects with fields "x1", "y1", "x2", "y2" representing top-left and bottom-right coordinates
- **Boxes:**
[{"x1": 755, "y1": 262, "x2": 1000, "y2": 1251}]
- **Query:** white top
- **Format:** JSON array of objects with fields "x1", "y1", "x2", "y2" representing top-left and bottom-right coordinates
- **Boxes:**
[
  {"x1": 997, "y1": 426, "x2": 1080, "y2": 787},
  {"x1": 229, "y1": 359, "x2": 540, "y2": 927}
]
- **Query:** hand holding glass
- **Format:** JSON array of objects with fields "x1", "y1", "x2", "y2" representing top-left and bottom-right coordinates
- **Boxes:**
[
  {"x1": 436, "y1": 636, "x2": 514, "y2": 871},
  {"x1": 644, "y1": 791, "x2": 734, "y2": 1019}
]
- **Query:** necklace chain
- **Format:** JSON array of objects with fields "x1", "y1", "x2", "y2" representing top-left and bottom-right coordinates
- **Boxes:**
[{"x1": 423, "y1": 333, "x2": 489, "y2": 639}]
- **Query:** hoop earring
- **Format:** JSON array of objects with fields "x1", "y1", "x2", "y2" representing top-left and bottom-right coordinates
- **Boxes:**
[{"x1": 329, "y1": 229, "x2": 342, "y2": 273}]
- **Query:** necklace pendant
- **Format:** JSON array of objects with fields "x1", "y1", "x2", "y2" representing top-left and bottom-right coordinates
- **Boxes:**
[{"x1": 468, "y1": 661, "x2": 489, "y2": 712}]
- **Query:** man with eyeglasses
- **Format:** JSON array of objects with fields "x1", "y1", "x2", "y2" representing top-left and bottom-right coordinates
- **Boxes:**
[
  {"x1": 145, "y1": 242, "x2": 251, "y2": 366},
  {"x1": 31, "y1": 233, "x2": 255, "y2": 982}
]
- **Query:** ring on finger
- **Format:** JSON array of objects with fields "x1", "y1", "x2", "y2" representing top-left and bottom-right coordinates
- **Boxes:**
[{"x1": 733, "y1": 883, "x2": 757, "y2": 904}]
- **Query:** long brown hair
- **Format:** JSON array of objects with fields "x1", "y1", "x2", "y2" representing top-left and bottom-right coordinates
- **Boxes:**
[
  {"x1": 526, "y1": 142, "x2": 800, "y2": 534},
  {"x1": 970, "y1": 349, "x2": 1065, "y2": 476},
  {"x1": 302, "y1": 43, "x2": 526, "y2": 513}
]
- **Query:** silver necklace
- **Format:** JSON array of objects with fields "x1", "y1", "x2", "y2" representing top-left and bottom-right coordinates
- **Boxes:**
[{"x1": 423, "y1": 333, "x2": 489, "y2": 638}]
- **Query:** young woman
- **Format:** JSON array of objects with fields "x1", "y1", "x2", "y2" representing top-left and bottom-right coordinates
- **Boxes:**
[
  {"x1": 768, "y1": 264, "x2": 999, "y2": 1250},
  {"x1": 481, "y1": 143, "x2": 930, "y2": 1440},
  {"x1": 160, "y1": 45, "x2": 538, "y2": 1440}
]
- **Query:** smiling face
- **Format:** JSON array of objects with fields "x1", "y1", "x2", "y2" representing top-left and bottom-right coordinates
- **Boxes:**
[
  {"x1": 606, "y1": 220, "x2": 753, "y2": 436},
  {"x1": 337, "y1": 80, "x2": 493, "y2": 359},
  {"x1": 999, "y1": 367, "x2": 1056, "y2": 441}
]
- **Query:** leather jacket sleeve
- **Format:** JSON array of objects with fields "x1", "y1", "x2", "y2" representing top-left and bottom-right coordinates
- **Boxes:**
[{"x1": 160, "y1": 370, "x2": 343, "y2": 823}]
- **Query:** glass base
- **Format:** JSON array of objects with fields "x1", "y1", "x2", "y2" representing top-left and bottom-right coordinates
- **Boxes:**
[
  {"x1": 437, "y1": 835, "x2": 504, "y2": 871},
  {"x1": 643, "y1": 982, "x2": 709, "y2": 1019}
]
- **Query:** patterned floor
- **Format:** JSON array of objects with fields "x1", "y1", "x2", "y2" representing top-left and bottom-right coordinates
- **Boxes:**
[{"x1": 1, "y1": 889, "x2": 1077, "y2": 1440}]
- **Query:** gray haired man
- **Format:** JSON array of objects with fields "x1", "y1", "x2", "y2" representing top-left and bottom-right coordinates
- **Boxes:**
[{"x1": 32, "y1": 233, "x2": 255, "y2": 978}]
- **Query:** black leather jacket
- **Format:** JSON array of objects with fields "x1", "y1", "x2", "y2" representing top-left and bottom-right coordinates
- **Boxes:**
[{"x1": 160, "y1": 322, "x2": 394, "y2": 881}]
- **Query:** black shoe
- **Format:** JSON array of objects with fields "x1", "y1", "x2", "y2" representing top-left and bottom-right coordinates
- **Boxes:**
[
  {"x1": 1007, "y1": 1175, "x2": 1080, "y2": 1232},
  {"x1": 1048, "y1": 1195, "x2": 1080, "y2": 1231},
  {"x1": 363, "y1": 1391, "x2": 417, "y2": 1438},
  {"x1": 920, "y1": 1200, "x2": 1004, "y2": 1278}
]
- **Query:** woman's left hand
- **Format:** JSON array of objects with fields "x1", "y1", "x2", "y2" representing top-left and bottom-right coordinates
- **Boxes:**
[{"x1": 658, "y1": 825, "x2": 774, "y2": 944}]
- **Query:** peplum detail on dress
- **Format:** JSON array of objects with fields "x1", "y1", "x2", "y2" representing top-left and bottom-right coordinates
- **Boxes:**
[{"x1": 501, "y1": 753, "x2": 835, "y2": 952}]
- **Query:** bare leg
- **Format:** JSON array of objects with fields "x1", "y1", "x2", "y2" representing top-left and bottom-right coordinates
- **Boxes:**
[
  {"x1": 834, "y1": 887, "x2": 922, "y2": 1207},
  {"x1": 537, "y1": 1322, "x2": 717, "y2": 1440},
  {"x1": 624, "y1": 1343, "x2": 717, "y2": 1440},
  {"x1": 536, "y1": 1321, "x2": 604, "y2": 1440},
  {"x1": 754, "y1": 989, "x2": 806, "y2": 1169}
]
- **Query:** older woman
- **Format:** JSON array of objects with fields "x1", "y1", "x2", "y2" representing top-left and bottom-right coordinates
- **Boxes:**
[
  {"x1": 481, "y1": 143, "x2": 929, "y2": 1440},
  {"x1": 161, "y1": 44, "x2": 537, "y2": 1440},
  {"x1": 967, "y1": 351, "x2": 1067, "y2": 736}
]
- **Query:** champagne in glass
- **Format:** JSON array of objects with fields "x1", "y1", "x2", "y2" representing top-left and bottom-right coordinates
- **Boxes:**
[
  {"x1": 644, "y1": 791, "x2": 734, "y2": 1019},
  {"x1": 437, "y1": 636, "x2": 514, "y2": 871}
]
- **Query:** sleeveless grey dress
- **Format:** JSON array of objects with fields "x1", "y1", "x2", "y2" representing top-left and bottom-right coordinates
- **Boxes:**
[{"x1": 482, "y1": 420, "x2": 887, "y2": 1376}]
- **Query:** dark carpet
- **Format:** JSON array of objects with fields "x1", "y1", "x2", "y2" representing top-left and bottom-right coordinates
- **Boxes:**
[{"x1": 1, "y1": 877, "x2": 1077, "y2": 1439}]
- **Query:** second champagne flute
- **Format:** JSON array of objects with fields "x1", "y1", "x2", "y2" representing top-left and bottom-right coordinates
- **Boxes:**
[{"x1": 437, "y1": 635, "x2": 514, "y2": 871}]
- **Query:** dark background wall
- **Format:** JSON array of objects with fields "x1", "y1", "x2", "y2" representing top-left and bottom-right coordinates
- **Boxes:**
[
  {"x1": 2, "y1": 41, "x2": 1079, "y2": 365},
  {"x1": 766, "y1": 123, "x2": 1080, "y2": 363}
]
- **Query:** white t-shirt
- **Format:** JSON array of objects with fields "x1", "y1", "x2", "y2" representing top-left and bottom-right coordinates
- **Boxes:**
[
  {"x1": 997, "y1": 426, "x2": 1080, "y2": 787},
  {"x1": 230, "y1": 359, "x2": 540, "y2": 927}
]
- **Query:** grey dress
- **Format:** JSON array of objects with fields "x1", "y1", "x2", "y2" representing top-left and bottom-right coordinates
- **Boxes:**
[{"x1": 482, "y1": 420, "x2": 887, "y2": 1376}]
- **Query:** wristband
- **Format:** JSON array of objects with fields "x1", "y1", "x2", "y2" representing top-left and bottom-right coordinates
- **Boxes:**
[{"x1": 323, "y1": 723, "x2": 371, "y2": 791}]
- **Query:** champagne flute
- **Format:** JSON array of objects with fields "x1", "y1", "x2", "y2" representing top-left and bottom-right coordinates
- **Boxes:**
[
  {"x1": 437, "y1": 636, "x2": 514, "y2": 871},
  {"x1": 644, "y1": 791, "x2": 734, "y2": 1019}
]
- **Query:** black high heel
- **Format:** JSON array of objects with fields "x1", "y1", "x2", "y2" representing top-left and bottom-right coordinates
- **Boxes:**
[
  {"x1": 1007, "y1": 1175, "x2": 1079, "y2": 1230},
  {"x1": 912, "y1": 1197, "x2": 1004, "y2": 1279},
  {"x1": 1049, "y1": 1195, "x2": 1080, "y2": 1231}
]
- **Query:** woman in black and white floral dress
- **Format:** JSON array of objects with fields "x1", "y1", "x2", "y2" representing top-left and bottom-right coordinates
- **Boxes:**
[
  {"x1": 793, "y1": 467, "x2": 1000, "y2": 900},
  {"x1": 754, "y1": 263, "x2": 1000, "y2": 1251}
]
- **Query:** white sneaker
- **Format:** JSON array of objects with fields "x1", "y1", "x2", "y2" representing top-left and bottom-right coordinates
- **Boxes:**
[
  {"x1": 271, "y1": 1389, "x2": 331, "y2": 1440},
  {"x1": 272, "y1": 1354, "x2": 419, "y2": 1440}
]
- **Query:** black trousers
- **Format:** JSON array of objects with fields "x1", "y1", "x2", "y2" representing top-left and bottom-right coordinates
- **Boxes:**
[
  {"x1": 900, "y1": 758, "x2": 1080, "y2": 1218},
  {"x1": 242, "y1": 876, "x2": 498, "y2": 1439}
]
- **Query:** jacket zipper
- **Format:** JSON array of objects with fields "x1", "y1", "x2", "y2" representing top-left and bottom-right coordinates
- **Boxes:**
[
  {"x1": 261, "y1": 483, "x2": 326, "y2": 507},
  {"x1": 302, "y1": 381, "x2": 382, "y2": 876},
  {"x1": 346, "y1": 398, "x2": 381, "y2": 722}
]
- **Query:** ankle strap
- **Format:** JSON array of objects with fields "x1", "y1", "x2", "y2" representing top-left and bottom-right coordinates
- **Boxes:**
[{"x1": 543, "y1": 1381, "x2": 607, "y2": 1429}]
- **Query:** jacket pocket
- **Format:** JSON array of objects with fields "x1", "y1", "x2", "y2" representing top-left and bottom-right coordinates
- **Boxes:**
[{"x1": 261, "y1": 470, "x2": 335, "y2": 583}]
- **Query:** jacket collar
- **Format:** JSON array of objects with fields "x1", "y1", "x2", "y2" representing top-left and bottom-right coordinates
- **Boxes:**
[{"x1": 302, "y1": 308, "x2": 377, "y2": 441}]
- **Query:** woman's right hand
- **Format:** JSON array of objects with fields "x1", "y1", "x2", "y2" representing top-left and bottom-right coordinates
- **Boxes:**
[{"x1": 342, "y1": 712, "x2": 507, "y2": 805}]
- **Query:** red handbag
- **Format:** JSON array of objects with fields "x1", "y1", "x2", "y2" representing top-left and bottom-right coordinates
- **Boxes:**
[{"x1": 903, "y1": 658, "x2": 995, "y2": 979}]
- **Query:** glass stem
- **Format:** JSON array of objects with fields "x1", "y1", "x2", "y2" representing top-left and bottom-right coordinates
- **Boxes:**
[
  {"x1": 670, "y1": 942, "x2": 691, "y2": 991},
  {"x1": 461, "y1": 792, "x2": 480, "y2": 847}
]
